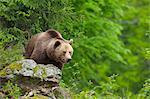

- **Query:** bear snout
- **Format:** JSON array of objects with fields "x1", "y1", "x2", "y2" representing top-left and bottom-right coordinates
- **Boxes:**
[{"x1": 67, "y1": 58, "x2": 72, "y2": 63}]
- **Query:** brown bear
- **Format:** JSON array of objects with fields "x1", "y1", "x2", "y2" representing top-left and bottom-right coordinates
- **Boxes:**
[{"x1": 24, "y1": 29, "x2": 73, "y2": 69}]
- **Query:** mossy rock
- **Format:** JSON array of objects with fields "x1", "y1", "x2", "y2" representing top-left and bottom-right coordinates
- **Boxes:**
[
  {"x1": 0, "y1": 59, "x2": 62, "y2": 82},
  {"x1": 0, "y1": 59, "x2": 64, "y2": 98},
  {"x1": 0, "y1": 62, "x2": 22, "y2": 77}
]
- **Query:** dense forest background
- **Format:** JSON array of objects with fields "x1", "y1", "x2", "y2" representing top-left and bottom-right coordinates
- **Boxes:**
[{"x1": 0, "y1": 0, "x2": 150, "y2": 98}]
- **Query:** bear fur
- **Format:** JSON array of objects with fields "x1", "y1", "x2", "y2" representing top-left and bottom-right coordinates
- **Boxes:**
[{"x1": 24, "y1": 29, "x2": 73, "y2": 69}]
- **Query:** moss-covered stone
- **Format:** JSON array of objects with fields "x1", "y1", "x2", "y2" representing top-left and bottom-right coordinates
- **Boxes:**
[
  {"x1": 41, "y1": 67, "x2": 47, "y2": 79},
  {"x1": 0, "y1": 69, "x2": 7, "y2": 76},
  {"x1": 8, "y1": 62, "x2": 22, "y2": 71},
  {"x1": 33, "y1": 66, "x2": 40, "y2": 74},
  {"x1": 0, "y1": 59, "x2": 63, "y2": 98},
  {"x1": 0, "y1": 62, "x2": 22, "y2": 77}
]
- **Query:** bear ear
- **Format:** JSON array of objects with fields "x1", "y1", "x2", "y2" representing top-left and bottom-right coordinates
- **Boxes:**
[
  {"x1": 46, "y1": 29, "x2": 62, "y2": 39},
  {"x1": 69, "y1": 39, "x2": 73, "y2": 45},
  {"x1": 54, "y1": 41, "x2": 61, "y2": 49}
]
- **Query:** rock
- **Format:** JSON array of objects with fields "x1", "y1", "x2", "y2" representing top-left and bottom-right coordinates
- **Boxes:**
[
  {"x1": 0, "y1": 59, "x2": 67, "y2": 98},
  {"x1": 0, "y1": 59, "x2": 62, "y2": 83}
]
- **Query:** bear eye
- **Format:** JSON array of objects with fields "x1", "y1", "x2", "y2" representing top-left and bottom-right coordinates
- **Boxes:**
[
  {"x1": 63, "y1": 51, "x2": 66, "y2": 54},
  {"x1": 69, "y1": 52, "x2": 71, "y2": 54}
]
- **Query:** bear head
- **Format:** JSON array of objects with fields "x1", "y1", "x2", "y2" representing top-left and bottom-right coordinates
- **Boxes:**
[{"x1": 46, "y1": 38, "x2": 73, "y2": 65}]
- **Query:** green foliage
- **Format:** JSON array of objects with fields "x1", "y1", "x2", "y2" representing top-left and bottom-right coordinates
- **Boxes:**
[
  {"x1": 63, "y1": 0, "x2": 131, "y2": 92},
  {"x1": 0, "y1": 0, "x2": 149, "y2": 98},
  {"x1": 139, "y1": 79, "x2": 150, "y2": 98},
  {"x1": 0, "y1": 44, "x2": 23, "y2": 69},
  {"x1": 144, "y1": 48, "x2": 150, "y2": 60},
  {"x1": 98, "y1": 74, "x2": 120, "y2": 96},
  {"x1": 118, "y1": 0, "x2": 150, "y2": 92},
  {"x1": 2, "y1": 81, "x2": 22, "y2": 99},
  {"x1": 71, "y1": 76, "x2": 150, "y2": 99}
]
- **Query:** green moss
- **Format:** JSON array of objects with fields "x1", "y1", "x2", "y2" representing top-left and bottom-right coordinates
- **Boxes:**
[
  {"x1": 33, "y1": 66, "x2": 40, "y2": 74},
  {"x1": 0, "y1": 62, "x2": 22, "y2": 77},
  {"x1": 8, "y1": 62, "x2": 22, "y2": 71},
  {"x1": 41, "y1": 67, "x2": 47, "y2": 79},
  {"x1": 0, "y1": 69, "x2": 7, "y2": 76},
  {"x1": 33, "y1": 66, "x2": 47, "y2": 79}
]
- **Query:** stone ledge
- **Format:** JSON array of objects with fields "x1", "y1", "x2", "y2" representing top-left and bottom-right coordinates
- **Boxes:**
[
  {"x1": 0, "y1": 59, "x2": 70, "y2": 99},
  {"x1": 0, "y1": 59, "x2": 62, "y2": 83}
]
